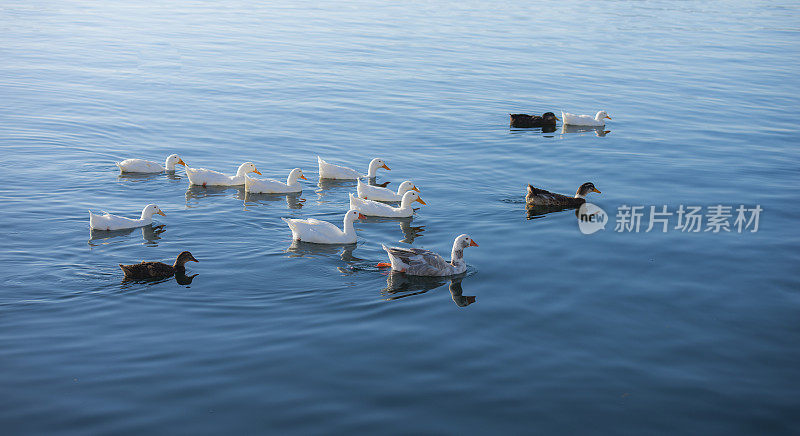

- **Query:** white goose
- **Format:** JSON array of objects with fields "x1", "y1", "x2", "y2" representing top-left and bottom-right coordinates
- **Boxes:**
[
  {"x1": 317, "y1": 156, "x2": 389, "y2": 180},
  {"x1": 89, "y1": 204, "x2": 165, "y2": 231},
  {"x1": 379, "y1": 234, "x2": 479, "y2": 276},
  {"x1": 282, "y1": 209, "x2": 366, "y2": 244},
  {"x1": 356, "y1": 179, "x2": 419, "y2": 202},
  {"x1": 561, "y1": 110, "x2": 612, "y2": 127},
  {"x1": 186, "y1": 162, "x2": 261, "y2": 186},
  {"x1": 116, "y1": 154, "x2": 186, "y2": 173},
  {"x1": 349, "y1": 191, "x2": 425, "y2": 218},
  {"x1": 245, "y1": 168, "x2": 307, "y2": 194}
]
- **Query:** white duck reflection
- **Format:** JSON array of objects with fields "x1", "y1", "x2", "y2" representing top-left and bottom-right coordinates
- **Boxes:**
[
  {"x1": 244, "y1": 192, "x2": 305, "y2": 210},
  {"x1": 284, "y1": 240, "x2": 360, "y2": 262},
  {"x1": 117, "y1": 171, "x2": 183, "y2": 183},
  {"x1": 358, "y1": 216, "x2": 426, "y2": 243},
  {"x1": 185, "y1": 185, "x2": 245, "y2": 207},
  {"x1": 560, "y1": 124, "x2": 611, "y2": 137},
  {"x1": 381, "y1": 272, "x2": 475, "y2": 307},
  {"x1": 88, "y1": 224, "x2": 166, "y2": 247}
]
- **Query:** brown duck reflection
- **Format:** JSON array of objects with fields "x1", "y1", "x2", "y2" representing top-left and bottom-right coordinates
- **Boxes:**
[
  {"x1": 120, "y1": 270, "x2": 198, "y2": 286},
  {"x1": 381, "y1": 272, "x2": 475, "y2": 307}
]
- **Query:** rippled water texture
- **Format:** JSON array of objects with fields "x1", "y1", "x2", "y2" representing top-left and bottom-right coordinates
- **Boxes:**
[{"x1": 2, "y1": 1, "x2": 799, "y2": 434}]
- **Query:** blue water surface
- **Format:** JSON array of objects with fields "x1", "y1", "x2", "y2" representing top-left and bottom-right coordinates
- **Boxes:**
[{"x1": 1, "y1": 1, "x2": 799, "y2": 434}]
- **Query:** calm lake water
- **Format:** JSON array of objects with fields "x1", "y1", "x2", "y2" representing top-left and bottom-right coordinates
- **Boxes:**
[{"x1": 2, "y1": 1, "x2": 799, "y2": 434}]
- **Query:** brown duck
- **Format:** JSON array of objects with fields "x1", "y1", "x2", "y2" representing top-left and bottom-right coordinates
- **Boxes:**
[
  {"x1": 510, "y1": 112, "x2": 559, "y2": 128},
  {"x1": 120, "y1": 251, "x2": 198, "y2": 280},
  {"x1": 526, "y1": 182, "x2": 601, "y2": 207}
]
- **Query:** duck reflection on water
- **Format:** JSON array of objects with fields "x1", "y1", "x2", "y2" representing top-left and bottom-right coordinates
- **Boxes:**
[
  {"x1": 185, "y1": 185, "x2": 245, "y2": 207},
  {"x1": 88, "y1": 224, "x2": 166, "y2": 246},
  {"x1": 560, "y1": 124, "x2": 611, "y2": 137},
  {"x1": 381, "y1": 272, "x2": 475, "y2": 307},
  {"x1": 244, "y1": 192, "x2": 305, "y2": 210},
  {"x1": 117, "y1": 171, "x2": 183, "y2": 183},
  {"x1": 358, "y1": 215, "x2": 426, "y2": 243},
  {"x1": 120, "y1": 270, "x2": 198, "y2": 286},
  {"x1": 284, "y1": 240, "x2": 360, "y2": 262}
]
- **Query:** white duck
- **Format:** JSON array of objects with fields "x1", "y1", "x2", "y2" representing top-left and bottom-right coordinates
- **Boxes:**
[
  {"x1": 379, "y1": 234, "x2": 479, "y2": 276},
  {"x1": 245, "y1": 168, "x2": 307, "y2": 194},
  {"x1": 116, "y1": 154, "x2": 186, "y2": 173},
  {"x1": 356, "y1": 179, "x2": 419, "y2": 202},
  {"x1": 89, "y1": 204, "x2": 166, "y2": 231},
  {"x1": 282, "y1": 209, "x2": 366, "y2": 244},
  {"x1": 317, "y1": 156, "x2": 390, "y2": 180},
  {"x1": 349, "y1": 191, "x2": 425, "y2": 218},
  {"x1": 561, "y1": 110, "x2": 612, "y2": 127},
  {"x1": 186, "y1": 162, "x2": 261, "y2": 186}
]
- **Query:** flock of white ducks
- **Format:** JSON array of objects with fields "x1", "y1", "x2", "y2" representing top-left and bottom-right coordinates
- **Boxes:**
[{"x1": 94, "y1": 155, "x2": 477, "y2": 276}]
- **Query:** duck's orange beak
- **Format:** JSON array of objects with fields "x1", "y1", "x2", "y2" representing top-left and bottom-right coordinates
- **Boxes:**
[
  {"x1": 177, "y1": 159, "x2": 186, "y2": 166},
  {"x1": 381, "y1": 164, "x2": 391, "y2": 170},
  {"x1": 300, "y1": 174, "x2": 307, "y2": 180},
  {"x1": 252, "y1": 168, "x2": 262, "y2": 175},
  {"x1": 157, "y1": 210, "x2": 166, "y2": 216},
  {"x1": 604, "y1": 115, "x2": 612, "y2": 120},
  {"x1": 412, "y1": 185, "x2": 420, "y2": 192},
  {"x1": 592, "y1": 188, "x2": 602, "y2": 194},
  {"x1": 358, "y1": 213, "x2": 367, "y2": 219},
  {"x1": 469, "y1": 239, "x2": 479, "y2": 247},
  {"x1": 555, "y1": 116, "x2": 560, "y2": 121},
  {"x1": 415, "y1": 197, "x2": 427, "y2": 205}
]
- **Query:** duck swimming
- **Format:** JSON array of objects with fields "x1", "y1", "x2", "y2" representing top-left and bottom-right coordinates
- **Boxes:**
[
  {"x1": 317, "y1": 157, "x2": 390, "y2": 180},
  {"x1": 89, "y1": 204, "x2": 165, "y2": 231},
  {"x1": 526, "y1": 182, "x2": 601, "y2": 207},
  {"x1": 561, "y1": 110, "x2": 611, "y2": 127},
  {"x1": 282, "y1": 209, "x2": 366, "y2": 244},
  {"x1": 509, "y1": 112, "x2": 559, "y2": 128},
  {"x1": 116, "y1": 154, "x2": 186, "y2": 173},
  {"x1": 185, "y1": 162, "x2": 261, "y2": 186},
  {"x1": 349, "y1": 191, "x2": 426, "y2": 218},
  {"x1": 379, "y1": 234, "x2": 478, "y2": 277},
  {"x1": 245, "y1": 168, "x2": 307, "y2": 194},
  {"x1": 357, "y1": 179, "x2": 419, "y2": 202},
  {"x1": 120, "y1": 251, "x2": 198, "y2": 280}
]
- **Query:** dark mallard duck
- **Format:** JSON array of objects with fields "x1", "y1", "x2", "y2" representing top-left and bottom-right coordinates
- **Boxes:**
[
  {"x1": 510, "y1": 112, "x2": 559, "y2": 128},
  {"x1": 526, "y1": 182, "x2": 601, "y2": 207},
  {"x1": 120, "y1": 251, "x2": 198, "y2": 280}
]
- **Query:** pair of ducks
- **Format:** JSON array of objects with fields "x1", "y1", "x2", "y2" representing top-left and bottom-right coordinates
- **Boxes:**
[
  {"x1": 510, "y1": 110, "x2": 612, "y2": 128},
  {"x1": 118, "y1": 234, "x2": 479, "y2": 279}
]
